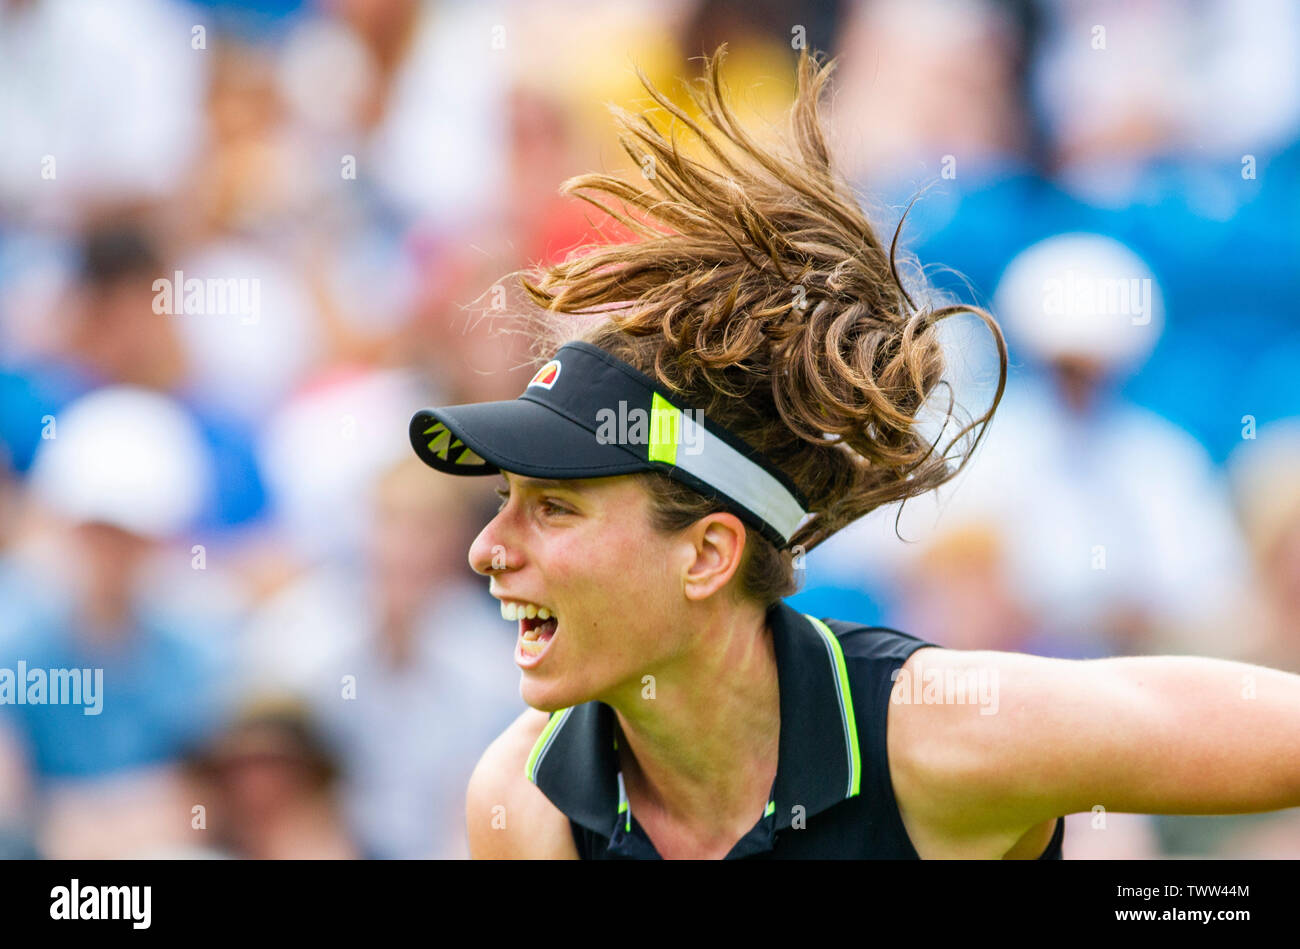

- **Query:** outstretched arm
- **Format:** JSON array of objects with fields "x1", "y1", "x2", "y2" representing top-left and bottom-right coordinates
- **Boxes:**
[{"x1": 888, "y1": 647, "x2": 1300, "y2": 852}]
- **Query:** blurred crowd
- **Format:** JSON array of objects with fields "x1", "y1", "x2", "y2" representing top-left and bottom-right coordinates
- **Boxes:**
[{"x1": 0, "y1": 0, "x2": 1297, "y2": 859}]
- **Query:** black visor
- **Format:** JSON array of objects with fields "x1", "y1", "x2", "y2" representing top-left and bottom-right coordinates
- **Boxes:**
[{"x1": 409, "y1": 342, "x2": 810, "y2": 548}]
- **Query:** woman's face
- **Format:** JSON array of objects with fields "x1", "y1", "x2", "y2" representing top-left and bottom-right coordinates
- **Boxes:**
[{"x1": 468, "y1": 472, "x2": 690, "y2": 711}]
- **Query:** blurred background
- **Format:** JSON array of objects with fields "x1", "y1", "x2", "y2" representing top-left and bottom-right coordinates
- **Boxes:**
[{"x1": 0, "y1": 0, "x2": 1297, "y2": 859}]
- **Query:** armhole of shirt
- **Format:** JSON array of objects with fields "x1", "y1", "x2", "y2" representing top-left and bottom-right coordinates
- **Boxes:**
[
  {"x1": 827, "y1": 621, "x2": 939, "y2": 860},
  {"x1": 873, "y1": 640, "x2": 934, "y2": 860},
  {"x1": 838, "y1": 624, "x2": 1068, "y2": 861}
]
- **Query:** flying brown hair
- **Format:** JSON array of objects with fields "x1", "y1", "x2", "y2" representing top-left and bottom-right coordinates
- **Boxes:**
[{"x1": 506, "y1": 44, "x2": 1007, "y2": 608}]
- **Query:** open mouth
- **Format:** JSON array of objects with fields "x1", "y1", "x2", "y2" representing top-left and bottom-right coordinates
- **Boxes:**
[
  {"x1": 519, "y1": 613, "x2": 559, "y2": 658},
  {"x1": 500, "y1": 600, "x2": 559, "y2": 665}
]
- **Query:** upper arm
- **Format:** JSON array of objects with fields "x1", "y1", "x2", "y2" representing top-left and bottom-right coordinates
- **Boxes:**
[
  {"x1": 466, "y1": 709, "x2": 580, "y2": 859},
  {"x1": 888, "y1": 647, "x2": 1300, "y2": 852}
]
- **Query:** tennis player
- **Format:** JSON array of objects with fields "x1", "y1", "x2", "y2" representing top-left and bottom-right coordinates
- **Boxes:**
[{"x1": 409, "y1": 47, "x2": 1300, "y2": 859}]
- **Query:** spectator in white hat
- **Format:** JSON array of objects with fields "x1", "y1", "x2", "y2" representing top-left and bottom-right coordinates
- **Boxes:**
[
  {"x1": 0, "y1": 385, "x2": 236, "y2": 857},
  {"x1": 961, "y1": 233, "x2": 1250, "y2": 658}
]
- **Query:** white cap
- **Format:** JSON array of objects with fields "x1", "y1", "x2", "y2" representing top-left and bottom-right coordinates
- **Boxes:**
[
  {"x1": 993, "y1": 233, "x2": 1164, "y2": 371},
  {"x1": 28, "y1": 386, "x2": 211, "y2": 539}
]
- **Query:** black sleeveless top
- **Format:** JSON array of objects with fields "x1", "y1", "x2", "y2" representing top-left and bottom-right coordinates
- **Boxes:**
[{"x1": 524, "y1": 599, "x2": 1065, "y2": 859}]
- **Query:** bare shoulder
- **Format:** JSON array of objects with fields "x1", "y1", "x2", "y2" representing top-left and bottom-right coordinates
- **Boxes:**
[
  {"x1": 466, "y1": 707, "x2": 580, "y2": 859},
  {"x1": 884, "y1": 646, "x2": 1072, "y2": 858}
]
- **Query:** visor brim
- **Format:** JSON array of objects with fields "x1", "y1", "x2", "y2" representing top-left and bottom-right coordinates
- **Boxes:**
[{"x1": 410, "y1": 399, "x2": 652, "y2": 480}]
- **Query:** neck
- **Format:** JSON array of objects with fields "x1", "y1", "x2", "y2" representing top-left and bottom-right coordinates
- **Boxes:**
[{"x1": 605, "y1": 603, "x2": 780, "y2": 855}]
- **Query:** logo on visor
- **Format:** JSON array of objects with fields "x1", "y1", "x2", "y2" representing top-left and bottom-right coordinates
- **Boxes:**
[{"x1": 526, "y1": 360, "x2": 562, "y2": 391}]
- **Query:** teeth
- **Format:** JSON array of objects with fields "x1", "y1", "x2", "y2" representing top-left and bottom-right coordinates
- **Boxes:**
[{"x1": 499, "y1": 600, "x2": 556, "y2": 623}]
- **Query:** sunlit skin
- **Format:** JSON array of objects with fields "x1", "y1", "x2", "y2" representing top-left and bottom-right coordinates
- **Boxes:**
[
  {"x1": 467, "y1": 471, "x2": 783, "y2": 855},
  {"x1": 465, "y1": 472, "x2": 1300, "y2": 860}
]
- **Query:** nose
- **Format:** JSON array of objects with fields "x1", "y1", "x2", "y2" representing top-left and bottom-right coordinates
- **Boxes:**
[{"x1": 468, "y1": 513, "x2": 515, "y2": 577}]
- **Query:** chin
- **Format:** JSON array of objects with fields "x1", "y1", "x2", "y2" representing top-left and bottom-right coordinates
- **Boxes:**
[
  {"x1": 520, "y1": 674, "x2": 600, "y2": 713},
  {"x1": 520, "y1": 678, "x2": 575, "y2": 714}
]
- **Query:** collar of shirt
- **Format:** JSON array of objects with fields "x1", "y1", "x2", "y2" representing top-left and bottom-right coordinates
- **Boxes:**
[{"x1": 523, "y1": 599, "x2": 861, "y2": 858}]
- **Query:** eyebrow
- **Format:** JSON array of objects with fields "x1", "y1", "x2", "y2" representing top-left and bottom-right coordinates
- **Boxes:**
[{"x1": 500, "y1": 474, "x2": 587, "y2": 493}]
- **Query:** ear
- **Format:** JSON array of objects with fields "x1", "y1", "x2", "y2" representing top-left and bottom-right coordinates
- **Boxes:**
[{"x1": 681, "y1": 512, "x2": 748, "y2": 602}]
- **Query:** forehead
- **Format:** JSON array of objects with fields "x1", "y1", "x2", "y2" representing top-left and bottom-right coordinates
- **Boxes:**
[
  {"x1": 501, "y1": 472, "x2": 579, "y2": 488},
  {"x1": 500, "y1": 471, "x2": 637, "y2": 497}
]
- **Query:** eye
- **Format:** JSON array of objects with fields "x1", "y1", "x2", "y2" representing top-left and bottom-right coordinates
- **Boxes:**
[{"x1": 493, "y1": 487, "x2": 571, "y2": 517}]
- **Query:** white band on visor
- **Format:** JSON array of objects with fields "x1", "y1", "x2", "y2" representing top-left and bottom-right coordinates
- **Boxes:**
[{"x1": 644, "y1": 392, "x2": 810, "y2": 546}]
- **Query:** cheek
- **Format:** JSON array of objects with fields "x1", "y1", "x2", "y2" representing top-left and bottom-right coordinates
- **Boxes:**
[
  {"x1": 551, "y1": 529, "x2": 676, "y2": 627},
  {"x1": 599, "y1": 538, "x2": 681, "y2": 643}
]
